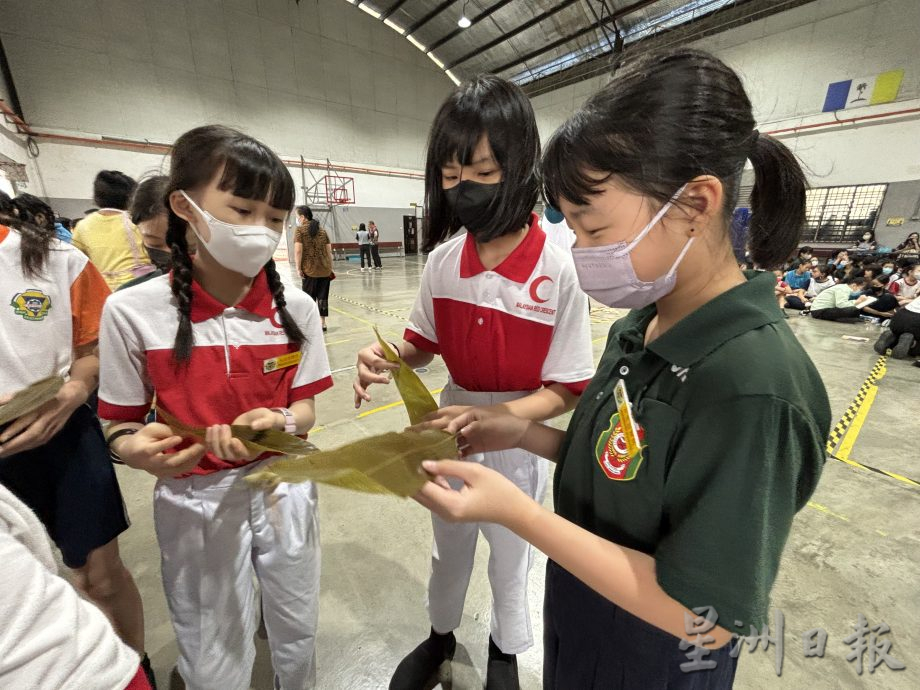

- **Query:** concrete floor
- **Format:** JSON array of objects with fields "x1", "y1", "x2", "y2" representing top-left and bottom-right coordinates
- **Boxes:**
[{"x1": 108, "y1": 256, "x2": 918, "y2": 690}]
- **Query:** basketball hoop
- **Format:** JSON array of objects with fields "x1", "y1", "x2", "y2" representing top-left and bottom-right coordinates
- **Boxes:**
[{"x1": 323, "y1": 175, "x2": 355, "y2": 206}]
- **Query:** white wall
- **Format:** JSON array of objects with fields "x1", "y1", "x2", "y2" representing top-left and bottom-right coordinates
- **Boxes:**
[
  {"x1": 0, "y1": 0, "x2": 452, "y2": 206},
  {"x1": 530, "y1": 0, "x2": 920, "y2": 187}
]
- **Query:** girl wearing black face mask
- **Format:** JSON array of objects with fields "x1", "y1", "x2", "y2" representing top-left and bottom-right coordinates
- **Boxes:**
[{"x1": 353, "y1": 75, "x2": 594, "y2": 690}]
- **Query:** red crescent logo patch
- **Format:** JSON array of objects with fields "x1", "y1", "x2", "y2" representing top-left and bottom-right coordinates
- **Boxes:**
[{"x1": 529, "y1": 275, "x2": 553, "y2": 303}]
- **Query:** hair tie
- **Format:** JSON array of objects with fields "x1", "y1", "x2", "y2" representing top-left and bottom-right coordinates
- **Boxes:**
[{"x1": 750, "y1": 129, "x2": 760, "y2": 150}]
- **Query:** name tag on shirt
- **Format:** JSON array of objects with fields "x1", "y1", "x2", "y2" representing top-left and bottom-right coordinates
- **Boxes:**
[
  {"x1": 263, "y1": 351, "x2": 301, "y2": 374},
  {"x1": 613, "y1": 379, "x2": 641, "y2": 459}
]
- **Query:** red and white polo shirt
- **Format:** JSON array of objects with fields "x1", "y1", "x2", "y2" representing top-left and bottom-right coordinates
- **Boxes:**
[
  {"x1": 405, "y1": 214, "x2": 593, "y2": 394},
  {"x1": 98, "y1": 269, "x2": 332, "y2": 475}
]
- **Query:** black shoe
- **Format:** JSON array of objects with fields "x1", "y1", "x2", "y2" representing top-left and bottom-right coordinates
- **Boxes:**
[
  {"x1": 141, "y1": 654, "x2": 157, "y2": 690},
  {"x1": 892, "y1": 333, "x2": 915, "y2": 359},
  {"x1": 389, "y1": 629, "x2": 456, "y2": 690},
  {"x1": 485, "y1": 637, "x2": 519, "y2": 690},
  {"x1": 874, "y1": 329, "x2": 897, "y2": 355}
]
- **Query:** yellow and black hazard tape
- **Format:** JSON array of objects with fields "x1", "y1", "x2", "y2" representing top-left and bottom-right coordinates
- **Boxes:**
[
  {"x1": 823, "y1": 354, "x2": 917, "y2": 488},
  {"x1": 825, "y1": 355, "x2": 887, "y2": 454},
  {"x1": 333, "y1": 295, "x2": 409, "y2": 322}
]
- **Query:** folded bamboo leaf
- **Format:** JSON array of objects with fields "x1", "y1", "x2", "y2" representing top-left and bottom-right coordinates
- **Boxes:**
[
  {"x1": 374, "y1": 327, "x2": 438, "y2": 425},
  {"x1": 0, "y1": 375, "x2": 65, "y2": 426},
  {"x1": 155, "y1": 408, "x2": 316, "y2": 456},
  {"x1": 245, "y1": 429, "x2": 457, "y2": 497}
]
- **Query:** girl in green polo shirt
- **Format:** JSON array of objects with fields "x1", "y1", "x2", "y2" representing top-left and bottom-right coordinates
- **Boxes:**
[{"x1": 413, "y1": 48, "x2": 831, "y2": 688}]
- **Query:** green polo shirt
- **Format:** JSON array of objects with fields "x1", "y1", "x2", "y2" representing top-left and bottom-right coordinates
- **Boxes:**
[{"x1": 555, "y1": 271, "x2": 831, "y2": 632}]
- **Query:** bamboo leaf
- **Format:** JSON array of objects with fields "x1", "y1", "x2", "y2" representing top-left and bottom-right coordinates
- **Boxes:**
[
  {"x1": 0, "y1": 375, "x2": 65, "y2": 426},
  {"x1": 374, "y1": 327, "x2": 438, "y2": 425},
  {"x1": 245, "y1": 429, "x2": 457, "y2": 497}
]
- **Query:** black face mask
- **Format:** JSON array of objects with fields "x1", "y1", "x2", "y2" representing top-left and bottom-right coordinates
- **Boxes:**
[
  {"x1": 444, "y1": 180, "x2": 501, "y2": 239},
  {"x1": 146, "y1": 246, "x2": 172, "y2": 272}
]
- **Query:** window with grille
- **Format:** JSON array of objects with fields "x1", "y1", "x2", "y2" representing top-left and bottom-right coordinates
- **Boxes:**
[{"x1": 803, "y1": 184, "x2": 887, "y2": 244}]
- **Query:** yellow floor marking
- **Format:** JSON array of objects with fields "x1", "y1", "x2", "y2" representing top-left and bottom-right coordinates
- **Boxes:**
[
  {"x1": 836, "y1": 384, "x2": 877, "y2": 461},
  {"x1": 806, "y1": 501, "x2": 850, "y2": 522},
  {"x1": 356, "y1": 388, "x2": 444, "y2": 419},
  {"x1": 329, "y1": 305, "x2": 376, "y2": 328}
]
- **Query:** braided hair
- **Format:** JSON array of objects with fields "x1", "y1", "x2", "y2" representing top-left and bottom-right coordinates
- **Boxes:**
[
  {"x1": 165, "y1": 125, "x2": 304, "y2": 363},
  {"x1": 264, "y1": 258, "x2": 305, "y2": 342}
]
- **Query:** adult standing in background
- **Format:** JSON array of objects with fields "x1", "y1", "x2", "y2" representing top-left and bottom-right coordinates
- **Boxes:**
[
  {"x1": 294, "y1": 206, "x2": 333, "y2": 332},
  {"x1": 72, "y1": 171, "x2": 154, "y2": 291},
  {"x1": 368, "y1": 220, "x2": 383, "y2": 269},
  {"x1": 356, "y1": 222, "x2": 372, "y2": 271}
]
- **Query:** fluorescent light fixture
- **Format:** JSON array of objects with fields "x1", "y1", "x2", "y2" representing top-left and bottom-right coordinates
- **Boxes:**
[
  {"x1": 358, "y1": 3, "x2": 380, "y2": 19},
  {"x1": 427, "y1": 52, "x2": 445, "y2": 69},
  {"x1": 406, "y1": 34, "x2": 427, "y2": 51},
  {"x1": 445, "y1": 69, "x2": 461, "y2": 85},
  {"x1": 383, "y1": 18, "x2": 405, "y2": 34}
]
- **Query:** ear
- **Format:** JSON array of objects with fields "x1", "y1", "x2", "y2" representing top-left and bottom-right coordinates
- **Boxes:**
[
  {"x1": 169, "y1": 190, "x2": 208, "y2": 242},
  {"x1": 679, "y1": 175, "x2": 723, "y2": 238},
  {"x1": 169, "y1": 190, "x2": 195, "y2": 224}
]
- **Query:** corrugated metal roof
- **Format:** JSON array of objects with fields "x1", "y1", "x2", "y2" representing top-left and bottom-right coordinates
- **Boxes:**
[{"x1": 346, "y1": 0, "x2": 755, "y2": 87}]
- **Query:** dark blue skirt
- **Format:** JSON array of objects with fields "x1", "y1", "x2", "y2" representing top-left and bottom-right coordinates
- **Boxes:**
[{"x1": 544, "y1": 560, "x2": 738, "y2": 689}]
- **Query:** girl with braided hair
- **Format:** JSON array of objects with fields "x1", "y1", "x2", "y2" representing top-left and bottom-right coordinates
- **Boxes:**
[{"x1": 98, "y1": 125, "x2": 332, "y2": 690}]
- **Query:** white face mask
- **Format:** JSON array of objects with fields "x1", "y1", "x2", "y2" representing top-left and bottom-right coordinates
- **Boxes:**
[
  {"x1": 180, "y1": 191, "x2": 282, "y2": 277},
  {"x1": 570, "y1": 186, "x2": 692, "y2": 309}
]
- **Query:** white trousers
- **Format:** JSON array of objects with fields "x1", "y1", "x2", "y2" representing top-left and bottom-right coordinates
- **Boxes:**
[
  {"x1": 154, "y1": 462, "x2": 321, "y2": 690},
  {"x1": 427, "y1": 382, "x2": 548, "y2": 655}
]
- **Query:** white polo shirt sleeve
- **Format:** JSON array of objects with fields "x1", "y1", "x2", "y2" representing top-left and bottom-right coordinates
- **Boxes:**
[
  {"x1": 405, "y1": 260, "x2": 440, "y2": 353},
  {"x1": 289, "y1": 297, "x2": 334, "y2": 404},
  {"x1": 98, "y1": 295, "x2": 154, "y2": 422},
  {"x1": 540, "y1": 263, "x2": 593, "y2": 395}
]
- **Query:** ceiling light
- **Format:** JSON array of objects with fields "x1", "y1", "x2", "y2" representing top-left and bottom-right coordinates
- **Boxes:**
[
  {"x1": 406, "y1": 34, "x2": 427, "y2": 51},
  {"x1": 458, "y1": 1, "x2": 471, "y2": 28},
  {"x1": 358, "y1": 2, "x2": 380, "y2": 19}
]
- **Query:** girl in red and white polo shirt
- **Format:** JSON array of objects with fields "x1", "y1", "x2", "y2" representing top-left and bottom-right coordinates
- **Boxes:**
[
  {"x1": 99, "y1": 126, "x2": 332, "y2": 690},
  {"x1": 354, "y1": 76, "x2": 593, "y2": 690}
]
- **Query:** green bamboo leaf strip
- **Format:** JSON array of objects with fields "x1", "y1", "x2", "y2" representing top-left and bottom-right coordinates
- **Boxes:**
[
  {"x1": 244, "y1": 429, "x2": 457, "y2": 497},
  {"x1": 374, "y1": 326, "x2": 438, "y2": 425}
]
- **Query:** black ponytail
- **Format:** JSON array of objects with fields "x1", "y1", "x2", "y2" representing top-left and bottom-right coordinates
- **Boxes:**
[
  {"x1": 264, "y1": 259, "x2": 306, "y2": 345},
  {"x1": 543, "y1": 48, "x2": 807, "y2": 269},
  {"x1": 166, "y1": 211, "x2": 195, "y2": 363},
  {"x1": 1, "y1": 191, "x2": 56, "y2": 279},
  {"x1": 747, "y1": 133, "x2": 807, "y2": 267}
]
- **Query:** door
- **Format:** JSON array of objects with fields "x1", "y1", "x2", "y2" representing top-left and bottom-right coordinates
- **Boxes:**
[{"x1": 403, "y1": 215, "x2": 418, "y2": 255}]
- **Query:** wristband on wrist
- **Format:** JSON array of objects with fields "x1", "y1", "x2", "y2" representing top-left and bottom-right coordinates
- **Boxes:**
[
  {"x1": 389, "y1": 341, "x2": 402, "y2": 360},
  {"x1": 271, "y1": 407, "x2": 297, "y2": 433},
  {"x1": 107, "y1": 427, "x2": 138, "y2": 464}
]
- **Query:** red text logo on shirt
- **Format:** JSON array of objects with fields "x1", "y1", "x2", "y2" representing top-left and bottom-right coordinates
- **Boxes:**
[{"x1": 595, "y1": 412, "x2": 646, "y2": 481}]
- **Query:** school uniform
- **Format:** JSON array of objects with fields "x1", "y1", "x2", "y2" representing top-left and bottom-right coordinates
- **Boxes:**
[
  {"x1": 98, "y1": 270, "x2": 332, "y2": 690},
  {"x1": 405, "y1": 215, "x2": 594, "y2": 654},
  {"x1": 0, "y1": 225, "x2": 129, "y2": 569},
  {"x1": 547, "y1": 272, "x2": 830, "y2": 688}
]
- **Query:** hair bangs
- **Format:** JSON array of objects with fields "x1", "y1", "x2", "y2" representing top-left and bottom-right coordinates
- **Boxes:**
[
  {"x1": 542, "y1": 120, "x2": 610, "y2": 210},
  {"x1": 214, "y1": 140, "x2": 294, "y2": 211}
]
